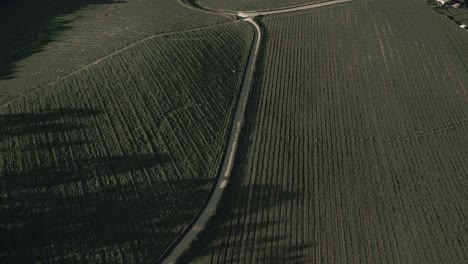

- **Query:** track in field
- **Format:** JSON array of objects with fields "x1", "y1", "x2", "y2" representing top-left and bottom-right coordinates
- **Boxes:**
[
  {"x1": 0, "y1": 0, "x2": 227, "y2": 104},
  {"x1": 195, "y1": 0, "x2": 329, "y2": 12},
  {"x1": 183, "y1": 0, "x2": 468, "y2": 263},
  {"x1": 0, "y1": 22, "x2": 253, "y2": 263}
]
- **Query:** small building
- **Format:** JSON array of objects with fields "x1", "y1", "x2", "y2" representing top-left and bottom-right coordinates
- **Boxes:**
[{"x1": 437, "y1": 0, "x2": 451, "y2": 6}]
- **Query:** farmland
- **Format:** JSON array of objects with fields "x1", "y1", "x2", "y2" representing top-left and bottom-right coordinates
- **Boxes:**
[
  {"x1": 0, "y1": 0, "x2": 227, "y2": 104},
  {"x1": 194, "y1": 0, "x2": 325, "y2": 11},
  {"x1": 0, "y1": 20, "x2": 254, "y2": 263},
  {"x1": 182, "y1": 0, "x2": 468, "y2": 263}
]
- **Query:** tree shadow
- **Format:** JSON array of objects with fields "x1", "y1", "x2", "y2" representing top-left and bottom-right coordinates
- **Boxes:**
[
  {"x1": 179, "y1": 182, "x2": 312, "y2": 263},
  {"x1": 0, "y1": 0, "x2": 123, "y2": 80},
  {"x1": 5, "y1": 153, "x2": 171, "y2": 190},
  {"x1": 0, "y1": 108, "x2": 100, "y2": 139},
  {"x1": 178, "y1": 26, "x2": 313, "y2": 262},
  {"x1": 180, "y1": 124, "x2": 308, "y2": 262},
  {"x1": 0, "y1": 108, "x2": 209, "y2": 263},
  {"x1": 0, "y1": 178, "x2": 207, "y2": 263}
]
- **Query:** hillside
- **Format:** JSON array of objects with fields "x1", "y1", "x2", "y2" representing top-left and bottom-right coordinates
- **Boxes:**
[
  {"x1": 183, "y1": 0, "x2": 468, "y2": 262},
  {"x1": 0, "y1": 1, "x2": 254, "y2": 263}
]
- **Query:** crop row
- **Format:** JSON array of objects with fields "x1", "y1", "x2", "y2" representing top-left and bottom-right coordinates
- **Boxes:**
[
  {"x1": 0, "y1": 0, "x2": 226, "y2": 105},
  {"x1": 0, "y1": 22, "x2": 253, "y2": 263},
  {"x1": 185, "y1": 0, "x2": 468, "y2": 263}
]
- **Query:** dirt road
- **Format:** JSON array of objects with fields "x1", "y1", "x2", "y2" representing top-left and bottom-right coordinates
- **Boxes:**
[{"x1": 160, "y1": 1, "x2": 352, "y2": 263}]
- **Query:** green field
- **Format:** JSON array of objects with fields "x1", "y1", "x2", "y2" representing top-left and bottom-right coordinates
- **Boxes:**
[
  {"x1": 194, "y1": 0, "x2": 323, "y2": 11},
  {"x1": 0, "y1": 9, "x2": 254, "y2": 264},
  {"x1": 0, "y1": 0, "x2": 227, "y2": 104},
  {"x1": 3, "y1": 0, "x2": 468, "y2": 262},
  {"x1": 183, "y1": 0, "x2": 468, "y2": 263}
]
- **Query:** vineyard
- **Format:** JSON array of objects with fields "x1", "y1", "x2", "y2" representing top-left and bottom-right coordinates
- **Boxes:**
[
  {"x1": 194, "y1": 0, "x2": 325, "y2": 11},
  {"x1": 183, "y1": 0, "x2": 468, "y2": 263},
  {"x1": 0, "y1": 21, "x2": 253, "y2": 263},
  {"x1": 0, "y1": 0, "x2": 226, "y2": 104}
]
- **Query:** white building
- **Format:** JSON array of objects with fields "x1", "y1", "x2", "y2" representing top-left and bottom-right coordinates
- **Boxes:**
[{"x1": 437, "y1": 0, "x2": 450, "y2": 5}]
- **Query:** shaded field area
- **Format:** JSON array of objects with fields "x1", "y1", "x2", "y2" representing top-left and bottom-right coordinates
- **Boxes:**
[
  {"x1": 0, "y1": 0, "x2": 117, "y2": 82},
  {"x1": 0, "y1": 0, "x2": 227, "y2": 104},
  {"x1": 183, "y1": 0, "x2": 468, "y2": 263},
  {"x1": 0, "y1": 22, "x2": 254, "y2": 263},
  {"x1": 194, "y1": 0, "x2": 326, "y2": 11}
]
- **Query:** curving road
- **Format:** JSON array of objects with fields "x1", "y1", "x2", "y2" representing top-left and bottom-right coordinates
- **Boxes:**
[
  {"x1": 181, "y1": 0, "x2": 352, "y2": 17},
  {"x1": 160, "y1": 0, "x2": 352, "y2": 263},
  {"x1": 236, "y1": 0, "x2": 352, "y2": 17}
]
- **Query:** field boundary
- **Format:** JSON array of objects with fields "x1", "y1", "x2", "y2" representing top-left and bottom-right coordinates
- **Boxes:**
[
  {"x1": 0, "y1": 21, "x2": 235, "y2": 109},
  {"x1": 159, "y1": 0, "x2": 355, "y2": 263},
  {"x1": 158, "y1": 11, "x2": 262, "y2": 264},
  {"x1": 188, "y1": 0, "x2": 352, "y2": 16}
]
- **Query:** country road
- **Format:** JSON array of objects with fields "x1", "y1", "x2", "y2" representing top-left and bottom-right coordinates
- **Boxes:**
[
  {"x1": 181, "y1": 0, "x2": 352, "y2": 17},
  {"x1": 160, "y1": 0, "x2": 352, "y2": 263},
  {"x1": 236, "y1": 0, "x2": 352, "y2": 17}
]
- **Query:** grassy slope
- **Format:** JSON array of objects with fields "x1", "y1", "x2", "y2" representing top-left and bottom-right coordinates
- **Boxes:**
[
  {"x1": 194, "y1": 0, "x2": 324, "y2": 11},
  {"x1": 0, "y1": 10, "x2": 254, "y2": 264},
  {"x1": 428, "y1": 0, "x2": 468, "y2": 25},
  {"x1": 0, "y1": 0, "x2": 227, "y2": 104},
  {"x1": 184, "y1": 0, "x2": 468, "y2": 263}
]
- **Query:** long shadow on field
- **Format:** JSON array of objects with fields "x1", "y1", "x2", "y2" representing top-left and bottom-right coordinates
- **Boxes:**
[
  {"x1": 0, "y1": 0, "x2": 123, "y2": 80},
  {"x1": 0, "y1": 108, "x2": 210, "y2": 263},
  {"x1": 180, "y1": 182, "x2": 311, "y2": 263},
  {"x1": 0, "y1": 108, "x2": 99, "y2": 139},
  {"x1": 180, "y1": 24, "x2": 312, "y2": 262}
]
